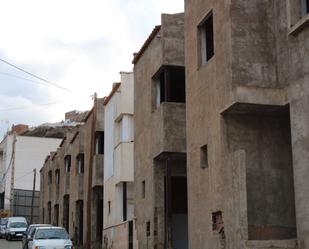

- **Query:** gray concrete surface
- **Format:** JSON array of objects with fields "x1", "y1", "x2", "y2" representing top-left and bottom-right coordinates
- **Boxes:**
[{"x1": 0, "y1": 239, "x2": 22, "y2": 249}]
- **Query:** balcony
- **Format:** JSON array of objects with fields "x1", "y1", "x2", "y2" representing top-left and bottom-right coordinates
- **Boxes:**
[
  {"x1": 152, "y1": 102, "x2": 186, "y2": 158},
  {"x1": 92, "y1": 154, "x2": 104, "y2": 188},
  {"x1": 114, "y1": 142, "x2": 134, "y2": 185}
]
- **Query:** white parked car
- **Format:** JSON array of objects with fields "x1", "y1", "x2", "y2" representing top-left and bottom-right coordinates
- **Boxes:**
[
  {"x1": 5, "y1": 217, "x2": 28, "y2": 241},
  {"x1": 28, "y1": 226, "x2": 73, "y2": 249}
]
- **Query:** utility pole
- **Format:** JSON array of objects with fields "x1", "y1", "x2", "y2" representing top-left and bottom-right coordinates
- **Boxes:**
[
  {"x1": 9, "y1": 133, "x2": 17, "y2": 215},
  {"x1": 86, "y1": 93, "x2": 97, "y2": 248},
  {"x1": 30, "y1": 168, "x2": 36, "y2": 224}
]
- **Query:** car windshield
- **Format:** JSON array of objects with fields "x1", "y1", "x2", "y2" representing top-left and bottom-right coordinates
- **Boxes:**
[
  {"x1": 35, "y1": 228, "x2": 69, "y2": 240},
  {"x1": 10, "y1": 222, "x2": 27, "y2": 228},
  {"x1": 0, "y1": 219, "x2": 7, "y2": 225}
]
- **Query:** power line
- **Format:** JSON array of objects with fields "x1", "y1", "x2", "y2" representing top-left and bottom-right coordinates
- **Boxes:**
[
  {"x1": 0, "y1": 71, "x2": 66, "y2": 90},
  {"x1": 0, "y1": 58, "x2": 72, "y2": 92},
  {"x1": 0, "y1": 101, "x2": 68, "y2": 112}
]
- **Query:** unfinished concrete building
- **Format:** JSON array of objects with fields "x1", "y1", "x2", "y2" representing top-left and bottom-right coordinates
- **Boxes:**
[
  {"x1": 185, "y1": 0, "x2": 309, "y2": 248},
  {"x1": 133, "y1": 13, "x2": 188, "y2": 249},
  {"x1": 40, "y1": 97, "x2": 104, "y2": 247},
  {"x1": 103, "y1": 72, "x2": 138, "y2": 249}
]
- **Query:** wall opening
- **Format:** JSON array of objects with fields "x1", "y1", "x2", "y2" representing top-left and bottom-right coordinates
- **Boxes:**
[
  {"x1": 76, "y1": 153, "x2": 84, "y2": 174},
  {"x1": 123, "y1": 182, "x2": 127, "y2": 221},
  {"x1": 64, "y1": 155, "x2": 71, "y2": 173},
  {"x1": 225, "y1": 105, "x2": 297, "y2": 240},
  {"x1": 54, "y1": 204, "x2": 59, "y2": 226},
  {"x1": 47, "y1": 201, "x2": 51, "y2": 224},
  {"x1": 76, "y1": 200, "x2": 84, "y2": 245},
  {"x1": 63, "y1": 195, "x2": 70, "y2": 232},
  {"x1": 301, "y1": 0, "x2": 309, "y2": 16},
  {"x1": 153, "y1": 66, "x2": 185, "y2": 109},
  {"x1": 92, "y1": 186, "x2": 103, "y2": 243},
  {"x1": 200, "y1": 144, "x2": 209, "y2": 169},
  {"x1": 198, "y1": 10, "x2": 214, "y2": 64},
  {"x1": 142, "y1": 180, "x2": 146, "y2": 199},
  {"x1": 95, "y1": 131, "x2": 104, "y2": 154},
  {"x1": 128, "y1": 220, "x2": 133, "y2": 249}
]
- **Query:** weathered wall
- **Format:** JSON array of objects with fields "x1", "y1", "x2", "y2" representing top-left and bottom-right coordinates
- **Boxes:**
[{"x1": 134, "y1": 13, "x2": 185, "y2": 249}]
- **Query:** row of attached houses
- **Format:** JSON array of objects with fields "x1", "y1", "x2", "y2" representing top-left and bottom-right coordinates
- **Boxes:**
[{"x1": 41, "y1": 1, "x2": 309, "y2": 249}]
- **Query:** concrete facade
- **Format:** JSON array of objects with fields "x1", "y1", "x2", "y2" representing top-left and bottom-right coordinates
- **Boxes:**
[
  {"x1": 103, "y1": 72, "x2": 138, "y2": 249},
  {"x1": 185, "y1": 0, "x2": 309, "y2": 249},
  {"x1": 133, "y1": 13, "x2": 188, "y2": 249},
  {"x1": 40, "y1": 97, "x2": 104, "y2": 247}
]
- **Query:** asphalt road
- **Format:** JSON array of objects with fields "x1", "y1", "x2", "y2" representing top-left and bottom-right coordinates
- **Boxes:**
[{"x1": 0, "y1": 238, "x2": 22, "y2": 249}]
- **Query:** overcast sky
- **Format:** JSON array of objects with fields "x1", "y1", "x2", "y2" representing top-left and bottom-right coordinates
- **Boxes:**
[{"x1": 0, "y1": 0, "x2": 184, "y2": 138}]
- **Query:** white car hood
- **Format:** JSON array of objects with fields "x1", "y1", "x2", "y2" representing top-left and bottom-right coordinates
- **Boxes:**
[
  {"x1": 34, "y1": 239, "x2": 72, "y2": 249},
  {"x1": 9, "y1": 227, "x2": 27, "y2": 232}
]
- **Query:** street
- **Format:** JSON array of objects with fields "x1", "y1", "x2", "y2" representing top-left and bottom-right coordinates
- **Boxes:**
[{"x1": 0, "y1": 239, "x2": 22, "y2": 249}]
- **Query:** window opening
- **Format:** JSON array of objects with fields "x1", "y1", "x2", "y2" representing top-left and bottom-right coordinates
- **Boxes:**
[
  {"x1": 199, "y1": 11, "x2": 214, "y2": 64},
  {"x1": 64, "y1": 155, "x2": 71, "y2": 173},
  {"x1": 95, "y1": 131, "x2": 104, "y2": 154},
  {"x1": 301, "y1": 0, "x2": 309, "y2": 16},
  {"x1": 142, "y1": 180, "x2": 146, "y2": 199},
  {"x1": 153, "y1": 66, "x2": 185, "y2": 109},
  {"x1": 201, "y1": 144, "x2": 209, "y2": 168},
  {"x1": 48, "y1": 171, "x2": 52, "y2": 184},
  {"x1": 76, "y1": 153, "x2": 84, "y2": 174},
  {"x1": 55, "y1": 169, "x2": 60, "y2": 185}
]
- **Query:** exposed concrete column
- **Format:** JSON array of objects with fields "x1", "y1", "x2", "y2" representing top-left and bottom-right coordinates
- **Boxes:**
[
  {"x1": 290, "y1": 97, "x2": 309, "y2": 248},
  {"x1": 165, "y1": 155, "x2": 172, "y2": 249}
]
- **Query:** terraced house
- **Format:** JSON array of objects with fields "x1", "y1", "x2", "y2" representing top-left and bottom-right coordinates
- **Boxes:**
[
  {"x1": 184, "y1": 0, "x2": 309, "y2": 249},
  {"x1": 133, "y1": 13, "x2": 187, "y2": 249},
  {"x1": 40, "y1": 97, "x2": 104, "y2": 248}
]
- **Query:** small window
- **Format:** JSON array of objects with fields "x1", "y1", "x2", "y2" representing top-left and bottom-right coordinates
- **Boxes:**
[
  {"x1": 300, "y1": 0, "x2": 309, "y2": 16},
  {"x1": 199, "y1": 10, "x2": 214, "y2": 64},
  {"x1": 76, "y1": 153, "x2": 84, "y2": 174},
  {"x1": 55, "y1": 170, "x2": 60, "y2": 185},
  {"x1": 95, "y1": 131, "x2": 104, "y2": 154},
  {"x1": 212, "y1": 211, "x2": 224, "y2": 234},
  {"x1": 201, "y1": 144, "x2": 208, "y2": 169},
  {"x1": 64, "y1": 155, "x2": 71, "y2": 173},
  {"x1": 108, "y1": 201, "x2": 111, "y2": 215},
  {"x1": 142, "y1": 180, "x2": 146, "y2": 199},
  {"x1": 48, "y1": 171, "x2": 52, "y2": 184},
  {"x1": 146, "y1": 221, "x2": 151, "y2": 237}
]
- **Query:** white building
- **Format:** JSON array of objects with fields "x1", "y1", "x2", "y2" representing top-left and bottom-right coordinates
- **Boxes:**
[
  {"x1": 0, "y1": 131, "x2": 61, "y2": 218},
  {"x1": 103, "y1": 72, "x2": 137, "y2": 249}
]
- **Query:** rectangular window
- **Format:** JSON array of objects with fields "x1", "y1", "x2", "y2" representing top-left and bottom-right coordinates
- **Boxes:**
[
  {"x1": 199, "y1": 10, "x2": 214, "y2": 64},
  {"x1": 123, "y1": 182, "x2": 127, "y2": 222},
  {"x1": 146, "y1": 221, "x2": 151, "y2": 237},
  {"x1": 142, "y1": 180, "x2": 146, "y2": 199},
  {"x1": 55, "y1": 169, "x2": 60, "y2": 185},
  {"x1": 95, "y1": 131, "x2": 104, "y2": 154},
  {"x1": 108, "y1": 201, "x2": 111, "y2": 215},
  {"x1": 48, "y1": 171, "x2": 52, "y2": 184},
  {"x1": 152, "y1": 66, "x2": 186, "y2": 109},
  {"x1": 201, "y1": 144, "x2": 209, "y2": 169},
  {"x1": 64, "y1": 155, "x2": 71, "y2": 173},
  {"x1": 300, "y1": 0, "x2": 309, "y2": 16},
  {"x1": 47, "y1": 201, "x2": 51, "y2": 224},
  {"x1": 54, "y1": 204, "x2": 59, "y2": 226},
  {"x1": 212, "y1": 211, "x2": 224, "y2": 233},
  {"x1": 76, "y1": 153, "x2": 84, "y2": 174}
]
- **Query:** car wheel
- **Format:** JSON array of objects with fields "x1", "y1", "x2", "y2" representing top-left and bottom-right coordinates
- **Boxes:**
[{"x1": 7, "y1": 235, "x2": 11, "y2": 241}]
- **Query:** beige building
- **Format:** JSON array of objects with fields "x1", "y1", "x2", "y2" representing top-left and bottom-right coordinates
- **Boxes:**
[
  {"x1": 185, "y1": 0, "x2": 309, "y2": 249},
  {"x1": 40, "y1": 97, "x2": 104, "y2": 247},
  {"x1": 133, "y1": 13, "x2": 187, "y2": 249},
  {"x1": 103, "y1": 72, "x2": 137, "y2": 249}
]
